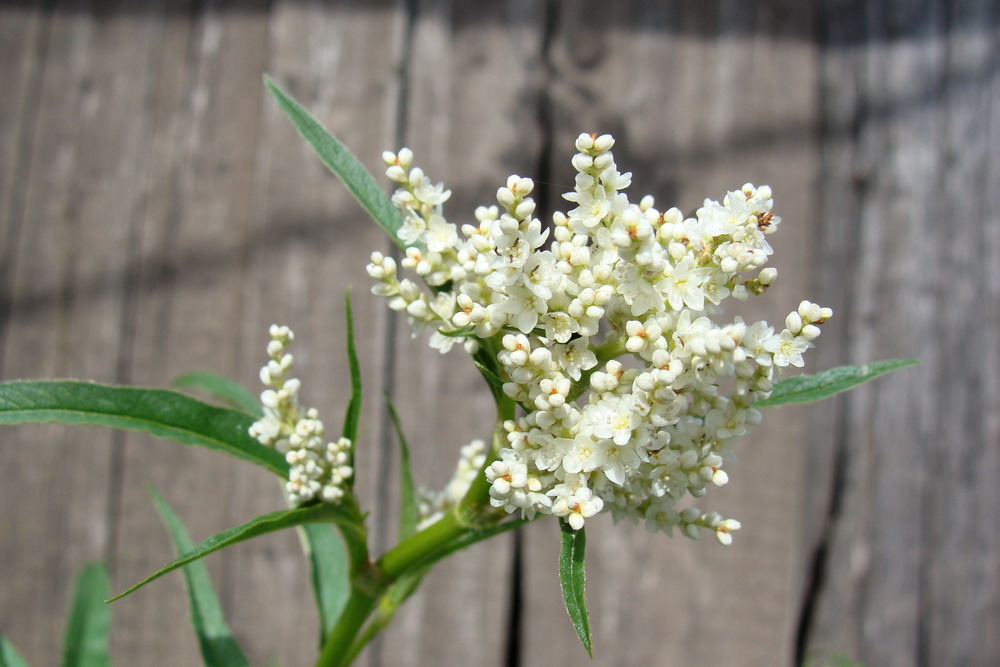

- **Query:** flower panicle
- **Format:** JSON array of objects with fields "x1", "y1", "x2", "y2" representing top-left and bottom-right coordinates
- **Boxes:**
[
  {"x1": 249, "y1": 325, "x2": 353, "y2": 506},
  {"x1": 370, "y1": 134, "x2": 833, "y2": 544}
]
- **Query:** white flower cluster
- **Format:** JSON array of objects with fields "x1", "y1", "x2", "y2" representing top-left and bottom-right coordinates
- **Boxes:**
[
  {"x1": 249, "y1": 325, "x2": 353, "y2": 505},
  {"x1": 369, "y1": 134, "x2": 831, "y2": 543}
]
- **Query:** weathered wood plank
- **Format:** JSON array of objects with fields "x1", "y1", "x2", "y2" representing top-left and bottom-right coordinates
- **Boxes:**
[
  {"x1": 0, "y1": 2, "x2": 168, "y2": 664},
  {"x1": 374, "y1": 2, "x2": 547, "y2": 665},
  {"x1": 0, "y1": 0, "x2": 47, "y2": 338},
  {"x1": 1, "y1": 2, "x2": 997, "y2": 666},
  {"x1": 521, "y1": 2, "x2": 822, "y2": 665},
  {"x1": 111, "y1": 2, "x2": 276, "y2": 664},
  {"x1": 804, "y1": 1, "x2": 1000, "y2": 665}
]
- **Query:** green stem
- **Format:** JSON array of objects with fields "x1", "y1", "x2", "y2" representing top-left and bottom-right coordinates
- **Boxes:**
[
  {"x1": 315, "y1": 586, "x2": 381, "y2": 667},
  {"x1": 343, "y1": 612, "x2": 388, "y2": 664},
  {"x1": 378, "y1": 420, "x2": 507, "y2": 578},
  {"x1": 378, "y1": 507, "x2": 470, "y2": 579},
  {"x1": 318, "y1": 372, "x2": 515, "y2": 664}
]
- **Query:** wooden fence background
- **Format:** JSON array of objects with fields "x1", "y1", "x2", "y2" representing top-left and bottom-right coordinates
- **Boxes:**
[{"x1": 1, "y1": 1, "x2": 997, "y2": 665}]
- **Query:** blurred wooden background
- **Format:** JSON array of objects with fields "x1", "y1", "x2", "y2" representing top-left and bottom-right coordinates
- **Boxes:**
[{"x1": 1, "y1": 1, "x2": 997, "y2": 665}]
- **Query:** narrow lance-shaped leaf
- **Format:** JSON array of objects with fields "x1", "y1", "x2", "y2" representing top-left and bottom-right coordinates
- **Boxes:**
[
  {"x1": 0, "y1": 635, "x2": 29, "y2": 667},
  {"x1": 61, "y1": 563, "x2": 111, "y2": 667},
  {"x1": 149, "y1": 487, "x2": 250, "y2": 667},
  {"x1": 264, "y1": 75, "x2": 406, "y2": 251},
  {"x1": 0, "y1": 381, "x2": 287, "y2": 477},
  {"x1": 109, "y1": 503, "x2": 366, "y2": 603},
  {"x1": 172, "y1": 371, "x2": 262, "y2": 417},
  {"x1": 756, "y1": 359, "x2": 920, "y2": 408},
  {"x1": 473, "y1": 360, "x2": 506, "y2": 401},
  {"x1": 437, "y1": 325, "x2": 476, "y2": 338},
  {"x1": 559, "y1": 519, "x2": 592, "y2": 658},
  {"x1": 386, "y1": 397, "x2": 419, "y2": 540},
  {"x1": 300, "y1": 524, "x2": 350, "y2": 641},
  {"x1": 341, "y1": 291, "x2": 362, "y2": 492}
]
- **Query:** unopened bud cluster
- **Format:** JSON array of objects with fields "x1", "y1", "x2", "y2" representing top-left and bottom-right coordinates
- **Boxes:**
[
  {"x1": 370, "y1": 134, "x2": 831, "y2": 543},
  {"x1": 249, "y1": 325, "x2": 353, "y2": 505}
]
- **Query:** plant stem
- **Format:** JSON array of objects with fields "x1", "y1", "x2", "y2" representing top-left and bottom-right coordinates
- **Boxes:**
[
  {"x1": 378, "y1": 508, "x2": 470, "y2": 579},
  {"x1": 317, "y1": 402, "x2": 513, "y2": 664},
  {"x1": 315, "y1": 586, "x2": 381, "y2": 667}
]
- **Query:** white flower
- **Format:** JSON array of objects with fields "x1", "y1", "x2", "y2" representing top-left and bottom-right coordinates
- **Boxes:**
[
  {"x1": 397, "y1": 210, "x2": 427, "y2": 246},
  {"x1": 764, "y1": 330, "x2": 811, "y2": 367},
  {"x1": 552, "y1": 338, "x2": 597, "y2": 380},
  {"x1": 425, "y1": 214, "x2": 459, "y2": 253},
  {"x1": 564, "y1": 184, "x2": 611, "y2": 230},
  {"x1": 583, "y1": 395, "x2": 642, "y2": 446},
  {"x1": 715, "y1": 519, "x2": 741, "y2": 546},
  {"x1": 551, "y1": 484, "x2": 604, "y2": 530},
  {"x1": 659, "y1": 256, "x2": 711, "y2": 311}
]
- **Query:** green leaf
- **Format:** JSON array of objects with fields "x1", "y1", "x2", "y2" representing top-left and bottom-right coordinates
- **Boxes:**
[
  {"x1": 300, "y1": 524, "x2": 350, "y2": 640},
  {"x1": 109, "y1": 503, "x2": 365, "y2": 603},
  {"x1": 341, "y1": 292, "x2": 363, "y2": 494},
  {"x1": 385, "y1": 397, "x2": 419, "y2": 540},
  {"x1": 171, "y1": 371, "x2": 262, "y2": 418},
  {"x1": 756, "y1": 359, "x2": 920, "y2": 407},
  {"x1": 0, "y1": 381, "x2": 287, "y2": 477},
  {"x1": 264, "y1": 75, "x2": 406, "y2": 251},
  {"x1": 472, "y1": 361, "x2": 506, "y2": 396},
  {"x1": 61, "y1": 563, "x2": 111, "y2": 667},
  {"x1": 149, "y1": 488, "x2": 250, "y2": 666},
  {"x1": 558, "y1": 519, "x2": 592, "y2": 658},
  {"x1": 341, "y1": 292, "x2": 362, "y2": 444},
  {"x1": 0, "y1": 636, "x2": 29, "y2": 667},
  {"x1": 472, "y1": 343, "x2": 507, "y2": 405},
  {"x1": 437, "y1": 325, "x2": 476, "y2": 339}
]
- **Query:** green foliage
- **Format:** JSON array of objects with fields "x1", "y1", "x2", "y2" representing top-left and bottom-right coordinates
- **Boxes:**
[
  {"x1": 386, "y1": 397, "x2": 419, "y2": 541},
  {"x1": 558, "y1": 520, "x2": 592, "y2": 658},
  {"x1": 171, "y1": 371, "x2": 262, "y2": 418},
  {"x1": 802, "y1": 652, "x2": 865, "y2": 667},
  {"x1": 149, "y1": 488, "x2": 249, "y2": 666},
  {"x1": 61, "y1": 564, "x2": 111, "y2": 667},
  {"x1": 472, "y1": 360, "x2": 506, "y2": 399},
  {"x1": 0, "y1": 636, "x2": 29, "y2": 667},
  {"x1": 301, "y1": 524, "x2": 351, "y2": 641},
  {"x1": 756, "y1": 359, "x2": 919, "y2": 407},
  {"x1": 0, "y1": 381, "x2": 287, "y2": 477},
  {"x1": 264, "y1": 76, "x2": 406, "y2": 251},
  {"x1": 341, "y1": 292, "x2": 362, "y2": 493},
  {"x1": 436, "y1": 325, "x2": 476, "y2": 338},
  {"x1": 341, "y1": 292, "x2": 362, "y2": 442},
  {"x1": 110, "y1": 503, "x2": 365, "y2": 603}
]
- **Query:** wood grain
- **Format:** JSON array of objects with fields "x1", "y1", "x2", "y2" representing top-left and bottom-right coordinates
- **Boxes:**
[
  {"x1": 113, "y1": 2, "x2": 277, "y2": 663},
  {"x1": 801, "y1": 1, "x2": 1000, "y2": 665},
  {"x1": 0, "y1": 3, "x2": 169, "y2": 664},
  {"x1": 0, "y1": 2, "x2": 996, "y2": 666}
]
